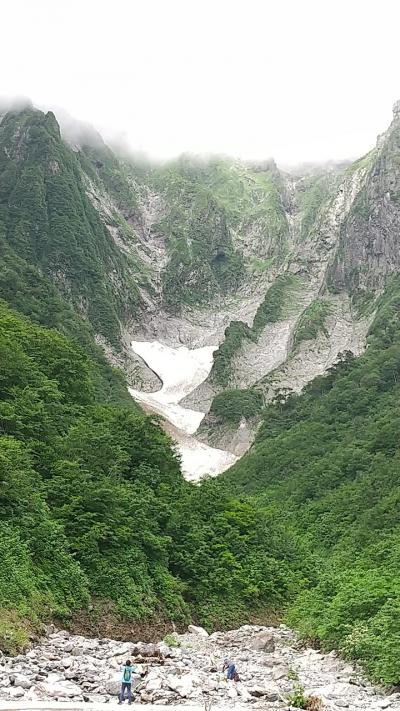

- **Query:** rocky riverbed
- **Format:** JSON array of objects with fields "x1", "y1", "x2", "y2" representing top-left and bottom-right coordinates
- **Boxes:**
[{"x1": 0, "y1": 625, "x2": 398, "y2": 710}]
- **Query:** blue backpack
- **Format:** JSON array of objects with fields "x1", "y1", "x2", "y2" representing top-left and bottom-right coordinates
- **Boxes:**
[{"x1": 123, "y1": 666, "x2": 132, "y2": 683}]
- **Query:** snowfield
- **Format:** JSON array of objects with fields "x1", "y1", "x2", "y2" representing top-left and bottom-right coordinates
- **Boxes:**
[{"x1": 129, "y1": 341, "x2": 237, "y2": 481}]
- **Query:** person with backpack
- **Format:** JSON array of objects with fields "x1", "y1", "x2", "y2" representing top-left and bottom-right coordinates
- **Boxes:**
[
  {"x1": 118, "y1": 659, "x2": 135, "y2": 705},
  {"x1": 222, "y1": 658, "x2": 238, "y2": 681}
]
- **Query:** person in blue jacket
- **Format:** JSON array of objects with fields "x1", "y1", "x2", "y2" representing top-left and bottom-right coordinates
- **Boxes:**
[
  {"x1": 118, "y1": 659, "x2": 135, "y2": 704},
  {"x1": 222, "y1": 658, "x2": 237, "y2": 680}
]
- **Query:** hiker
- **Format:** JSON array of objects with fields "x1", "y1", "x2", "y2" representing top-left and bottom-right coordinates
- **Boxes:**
[
  {"x1": 118, "y1": 659, "x2": 135, "y2": 705},
  {"x1": 222, "y1": 658, "x2": 237, "y2": 681}
]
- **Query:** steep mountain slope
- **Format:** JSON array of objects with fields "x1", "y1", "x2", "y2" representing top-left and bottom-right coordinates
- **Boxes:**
[
  {"x1": 0, "y1": 108, "x2": 144, "y2": 347},
  {"x1": 195, "y1": 105, "x2": 400, "y2": 456}
]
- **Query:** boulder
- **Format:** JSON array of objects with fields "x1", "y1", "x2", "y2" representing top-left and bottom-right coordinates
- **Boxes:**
[
  {"x1": 248, "y1": 684, "x2": 280, "y2": 702},
  {"x1": 132, "y1": 642, "x2": 162, "y2": 658},
  {"x1": 8, "y1": 686, "x2": 25, "y2": 698},
  {"x1": 41, "y1": 679, "x2": 82, "y2": 698},
  {"x1": 249, "y1": 631, "x2": 275, "y2": 652},
  {"x1": 145, "y1": 669, "x2": 163, "y2": 693},
  {"x1": 370, "y1": 701, "x2": 392, "y2": 710},
  {"x1": 110, "y1": 642, "x2": 132, "y2": 657},
  {"x1": 145, "y1": 677, "x2": 163, "y2": 693},
  {"x1": 61, "y1": 656, "x2": 74, "y2": 668},
  {"x1": 188, "y1": 624, "x2": 209, "y2": 638},
  {"x1": 12, "y1": 673, "x2": 33, "y2": 689},
  {"x1": 166, "y1": 673, "x2": 194, "y2": 697},
  {"x1": 105, "y1": 674, "x2": 121, "y2": 695},
  {"x1": 272, "y1": 664, "x2": 289, "y2": 680}
]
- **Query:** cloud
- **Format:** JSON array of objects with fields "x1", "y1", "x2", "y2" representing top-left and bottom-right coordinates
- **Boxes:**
[{"x1": 0, "y1": 0, "x2": 398, "y2": 162}]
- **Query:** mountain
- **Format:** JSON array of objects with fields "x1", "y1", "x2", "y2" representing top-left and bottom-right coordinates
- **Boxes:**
[{"x1": 0, "y1": 102, "x2": 399, "y2": 683}]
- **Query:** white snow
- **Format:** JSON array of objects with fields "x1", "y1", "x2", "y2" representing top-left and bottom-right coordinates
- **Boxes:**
[{"x1": 129, "y1": 340, "x2": 238, "y2": 481}]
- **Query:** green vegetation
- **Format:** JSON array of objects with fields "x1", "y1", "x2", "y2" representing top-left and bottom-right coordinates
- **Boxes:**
[
  {"x1": 296, "y1": 174, "x2": 335, "y2": 241},
  {"x1": 210, "y1": 388, "x2": 264, "y2": 425},
  {"x1": 253, "y1": 274, "x2": 301, "y2": 333},
  {"x1": 0, "y1": 302, "x2": 301, "y2": 642},
  {"x1": 287, "y1": 685, "x2": 323, "y2": 710},
  {"x1": 221, "y1": 277, "x2": 400, "y2": 684},
  {"x1": 0, "y1": 108, "x2": 142, "y2": 346},
  {"x1": 344, "y1": 149, "x2": 376, "y2": 178},
  {"x1": 163, "y1": 633, "x2": 180, "y2": 648},
  {"x1": 1, "y1": 106, "x2": 399, "y2": 688},
  {"x1": 250, "y1": 257, "x2": 275, "y2": 272},
  {"x1": 293, "y1": 299, "x2": 331, "y2": 349},
  {"x1": 210, "y1": 274, "x2": 303, "y2": 388},
  {"x1": 153, "y1": 160, "x2": 245, "y2": 310},
  {"x1": 151, "y1": 157, "x2": 289, "y2": 310},
  {"x1": 211, "y1": 321, "x2": 256, "y2": 387},
  {"x1": 0, "y1": 237, "x2": 134, "y2": 406}
]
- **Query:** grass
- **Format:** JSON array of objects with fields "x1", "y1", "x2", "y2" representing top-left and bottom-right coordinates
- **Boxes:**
[{"x1": 0, "y1": 609, "x2": 32, "y2": 655}]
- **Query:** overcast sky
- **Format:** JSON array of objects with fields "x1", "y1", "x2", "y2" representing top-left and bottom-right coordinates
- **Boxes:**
[{"x1": 1, "y1": 0, "x2": 399, "y2": 164}]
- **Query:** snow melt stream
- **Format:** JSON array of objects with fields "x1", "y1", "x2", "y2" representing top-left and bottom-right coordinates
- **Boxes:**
[{"x1": 129, "y1": 341, "x2": 238, "y2": 481}]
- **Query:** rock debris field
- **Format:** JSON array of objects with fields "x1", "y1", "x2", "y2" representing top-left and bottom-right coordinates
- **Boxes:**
[{"x1": 0, "y1": 625, "x2": 399, "y2": 710}]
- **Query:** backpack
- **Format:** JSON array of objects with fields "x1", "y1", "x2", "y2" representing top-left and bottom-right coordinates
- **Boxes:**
[{"x1": 123, "y1": 666, "x2": 132, "y2": 683}]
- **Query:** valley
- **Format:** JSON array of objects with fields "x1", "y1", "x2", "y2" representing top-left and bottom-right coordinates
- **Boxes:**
[{"x1": 0, "y1": 99, "x2": 399, "y2": 688}]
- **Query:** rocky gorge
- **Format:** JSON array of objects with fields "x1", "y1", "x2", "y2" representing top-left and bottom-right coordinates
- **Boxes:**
[{"x1": 0, "y1": 625, "x2": 398, "y2": 711}]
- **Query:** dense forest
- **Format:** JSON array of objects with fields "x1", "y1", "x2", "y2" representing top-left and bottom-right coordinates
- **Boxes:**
[{"x1": 0, "y1": 301, "x2": 300, "y2": 652}]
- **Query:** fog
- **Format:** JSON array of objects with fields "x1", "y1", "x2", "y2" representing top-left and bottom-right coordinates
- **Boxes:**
[{"x1": 1, "y1": 0, "x2": 399, "y2": 163}]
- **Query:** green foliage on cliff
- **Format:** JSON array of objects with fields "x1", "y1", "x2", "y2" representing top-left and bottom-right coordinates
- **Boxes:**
[
  {"x1": 210, "y1": 274, "x2": 302, "y2": 392},
  {"x1": 253, "y1": 274, "x2": 301, "y2": 333},
  {"x1": 151, "y1": 157, "x2": 289, "y2": 310},
  {"x1": 222, "y1": 278, "x2": 400, "y2": 683},
  {"x1": 293, "y1": 299, "x2": 331, "y2": 348},
  {"x1": 296, "y1": 173, "x2": 335, "y2": 240},
  {"x1": 153, "y1": 159, "x2": 245, "y2": 310},
  {"x1": 0, "y1": 236, "x2": 133, "y2": 406},
  {"x1": 210, "y1": 388, "x2": 264, "y2": 425},
  {"x1": 211, "y1": 321, "x2": 256, "y2": 387},
  {"x1": 0, "y1": 108, "x2": 141, "y2": 346}
]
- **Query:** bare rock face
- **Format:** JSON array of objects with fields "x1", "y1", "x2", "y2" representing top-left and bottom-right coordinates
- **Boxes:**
[{"x1": 328, "y1": 100, "x2": 400, "y2": 294}]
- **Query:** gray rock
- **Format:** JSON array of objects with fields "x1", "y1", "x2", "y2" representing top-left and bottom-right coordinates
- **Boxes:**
[
  {"x1": 12, "y1": 673, "x2": 33, "y2": 689},
  {"x1": 39, "y1": 679, "x2": 83, "y2": 697},
  {"x1": 8, "y1": 686, "x2": 25, "y2": 698},
  {"x1": 248, "y1": 685, "x2": 280, "y2": 701},
  {"x1": 250, "y1": 631, "x2": 275, "y2": 653},
  {"x1": 105, "y1": 674, "x2": 121, "y2": 695},
  {"x1": 188, "y1": 625, "x2": 209, "y2": 638}
]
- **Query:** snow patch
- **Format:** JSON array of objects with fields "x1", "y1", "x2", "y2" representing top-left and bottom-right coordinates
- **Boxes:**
[{"x1": 129, "y1": 340, "x2": 238, "y2": 481}]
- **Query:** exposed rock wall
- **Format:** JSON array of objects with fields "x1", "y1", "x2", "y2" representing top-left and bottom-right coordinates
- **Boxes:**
[{"x1": 327, "y1": 102, "x2": 400, "y2": 294}]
